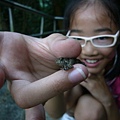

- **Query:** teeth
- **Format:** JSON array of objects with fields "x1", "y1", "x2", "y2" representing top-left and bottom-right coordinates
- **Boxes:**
[{"x1": 86, "y1": 59, "x2": 98, "y2": 63}]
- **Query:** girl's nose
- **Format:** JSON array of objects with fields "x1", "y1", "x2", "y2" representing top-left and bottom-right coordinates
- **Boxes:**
[{"x1": 81, "y1": 42, "x2": 98, "y2": 56}]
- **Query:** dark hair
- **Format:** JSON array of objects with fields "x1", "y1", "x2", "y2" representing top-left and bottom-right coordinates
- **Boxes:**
[
  {"x1": 64, "y1": 0, "x2": 120, "y2": 80},
  {"x1": 105, "y1": 45, "x2": 120, "y2": 81},
  {"x1": 64, "y1": 0, "x2": 120, "y2": 30}
]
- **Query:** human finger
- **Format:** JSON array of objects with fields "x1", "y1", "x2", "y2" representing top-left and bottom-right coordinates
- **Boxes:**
[
  {"x1": 14, "y1": 64, "x2": 88, "y2": 108},
  {"x1": 35, "y1": 64, "x2": 88, "y2": 104},
  {"x1": 44, "y1": 33, "x2": 81, "y2": 58}
]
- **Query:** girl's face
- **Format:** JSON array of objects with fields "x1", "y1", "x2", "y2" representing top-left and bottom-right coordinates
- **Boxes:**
[{"x1": 69, "y1": 4, "x2": 118, "y2": 74}]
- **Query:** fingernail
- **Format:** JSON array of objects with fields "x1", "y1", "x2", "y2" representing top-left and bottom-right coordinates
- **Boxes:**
[{"x1": 68, "y1": 68, "x2": 87, "y2": 83}]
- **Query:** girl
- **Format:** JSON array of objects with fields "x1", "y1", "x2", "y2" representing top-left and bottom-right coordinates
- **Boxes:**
[{"x1": 45, "y1": 0, "x2": 120, "y2": 119}]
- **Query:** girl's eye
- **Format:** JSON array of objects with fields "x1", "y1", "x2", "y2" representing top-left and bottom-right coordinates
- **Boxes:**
[
  {"x1": 72, "y1": 37, "x2": 83, "y2": 41},
  {"x1": 96, "y1": 37, "x2": 108, "y2": 40},
  {"x1": 93, "y1": 36, "x2": 114, "y2": 45}
]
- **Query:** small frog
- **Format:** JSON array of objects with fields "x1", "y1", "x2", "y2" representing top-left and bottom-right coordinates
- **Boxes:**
[{"x1": 56, "y1": 57, "x2": 85, "y2": 70}]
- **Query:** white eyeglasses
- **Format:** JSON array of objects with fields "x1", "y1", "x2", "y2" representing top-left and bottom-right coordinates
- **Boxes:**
[{"x1": 66, "y1": 30, "x2": 120, "y2": 48}]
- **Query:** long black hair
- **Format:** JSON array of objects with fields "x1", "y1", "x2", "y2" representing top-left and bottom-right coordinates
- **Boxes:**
[{"x1": 64, "y1": 0, "x2": 120, "y2": 30}]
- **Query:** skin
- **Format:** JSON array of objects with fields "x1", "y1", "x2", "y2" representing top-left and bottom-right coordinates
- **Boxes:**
[
  {"x1": 71, "y1": 5, "x2": 117, "y2": 74},
  {"x1": 45, "y1": 2, "x2": 120, "y2": 120},
  {"x1": 0, "y1": 32, "x2": 88, "y2": 120},
  {"x1": 71, "y1": 3, "x2": 120, "y2": 120}
]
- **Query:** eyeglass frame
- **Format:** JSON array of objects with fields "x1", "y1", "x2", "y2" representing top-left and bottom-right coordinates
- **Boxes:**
[{"x1": 66, "y1": 30, "x2": 120, "y2": 48}]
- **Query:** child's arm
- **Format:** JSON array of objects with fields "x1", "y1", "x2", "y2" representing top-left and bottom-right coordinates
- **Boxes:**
[
  {"x1": 80, "y1": 73, "x2": 120, "y2": 120},
  {"x1": 45, "y1": 93, "x2": 65, "y2": 119}
]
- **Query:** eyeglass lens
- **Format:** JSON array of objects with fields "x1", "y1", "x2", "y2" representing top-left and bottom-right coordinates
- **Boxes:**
[{"x1": 70, "y1": 36, "x2": 114, "y2": 46}]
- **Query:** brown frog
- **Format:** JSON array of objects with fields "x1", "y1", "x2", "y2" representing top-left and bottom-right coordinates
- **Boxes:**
[{"x1": 56, "y1": 57, "x2": 85, "y2": 70}]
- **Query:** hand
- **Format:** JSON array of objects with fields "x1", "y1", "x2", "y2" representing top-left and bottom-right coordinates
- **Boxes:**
[
  {"x1": 0, "y1": 32, "x2": 88, "y2": 108},
  {"x1": 80, "y1": 70, "x2": 111, "y2": 103},
  {"x1": 80, "y1": 71, "x2": 120, "y2": 120}
]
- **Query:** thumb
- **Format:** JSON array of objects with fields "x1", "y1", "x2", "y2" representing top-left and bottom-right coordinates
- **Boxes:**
[
  {"x1": 68, "y1": 64, "x2": 88, "y2": 84},
  {"x1": 47, "y1": 33, "x2": 81, "y2": 58}
]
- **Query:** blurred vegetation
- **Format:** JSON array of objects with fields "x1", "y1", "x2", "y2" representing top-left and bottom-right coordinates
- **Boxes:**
[{"x1": 0, "y1": 0, "x2": 68, "y2": 37}]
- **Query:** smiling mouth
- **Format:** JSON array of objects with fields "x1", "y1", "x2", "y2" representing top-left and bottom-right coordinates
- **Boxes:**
[{"x1": 86, "y1": 59, "x2": 98, "y2": 64}]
